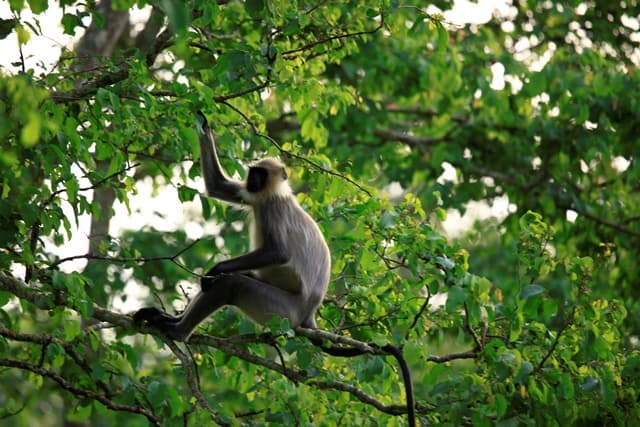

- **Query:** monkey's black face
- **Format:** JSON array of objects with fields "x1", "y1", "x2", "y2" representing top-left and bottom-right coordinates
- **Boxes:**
[{"x1": 247, "y1": 167, "x2": 268, "y2": 193}]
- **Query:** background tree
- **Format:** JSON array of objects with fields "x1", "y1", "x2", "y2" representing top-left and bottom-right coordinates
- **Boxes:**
[{"x1": 1, "y1": 0, "x2": 639, "y2": 425}]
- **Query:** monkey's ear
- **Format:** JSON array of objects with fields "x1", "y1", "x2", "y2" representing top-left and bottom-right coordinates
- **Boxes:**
[{"x1": 281, "y1": 168, "x2": 288, "y2": 180}]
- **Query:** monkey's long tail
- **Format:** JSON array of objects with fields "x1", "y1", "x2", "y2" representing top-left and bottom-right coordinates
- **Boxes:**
[
  {"x1": 318, "y1": 342, "x2": 416, "y2": 427},
  {"x1": 382, "y1": 344, "x2": 416, "y2": 427}
]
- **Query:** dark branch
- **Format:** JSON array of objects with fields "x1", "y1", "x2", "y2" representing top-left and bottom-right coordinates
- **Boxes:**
[
  {"x1": 218, "y1": 100, "x2": 372, "y2": 196},
  {"x1": 281, "y1": 14, "x2": 385, "y2": 58},
  {"x1": 50, "y1": 28, "x2": 171, "y2": 104},
  {"x1": 47, "y1": 238, "x2": 201, "y2": 272},
  {"x1": 0, "y1": 357, "x2": 161, "y2": 426},
  {"x1": 571, "y1": 206, "x2": 640, "y2": 238},
  {"x1": 0, "y1": 271, "x2": 474, "y2": 421}
]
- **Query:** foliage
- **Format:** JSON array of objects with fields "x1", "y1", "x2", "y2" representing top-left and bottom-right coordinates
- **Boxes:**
[{"x1": 1, "y1": 0, "x2": 639, "y2": 425}]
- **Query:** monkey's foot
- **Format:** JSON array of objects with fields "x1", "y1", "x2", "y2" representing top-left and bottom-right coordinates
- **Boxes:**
[
  {"x1": 133, "y1": 307, "x2": 179, "y2": 326},
  {"x1": 133, "y1": 307, "x2": 191, "y2": 341}
]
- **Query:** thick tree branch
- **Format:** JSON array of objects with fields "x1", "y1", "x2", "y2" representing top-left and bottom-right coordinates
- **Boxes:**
[{"x1": 0, "y1": 271, "x2": 472, "y2": 421}]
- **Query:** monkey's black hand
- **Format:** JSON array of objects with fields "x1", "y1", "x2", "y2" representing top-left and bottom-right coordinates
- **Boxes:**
[
  {"x1": 205, "y1": 262, "x2": 230, "y2": 277},
  {"x1": 201, "y1": 275, "x2": 216, "y2": 292},
  {"x1": 133, "y1": 307, "x2": 179, "y2": 327},
  {"x1": 201, "y1": 262, "x2": 230, "y2": 291},
  {"x1": 200, "y1": 270, "x2": 234, "y2": 292}
]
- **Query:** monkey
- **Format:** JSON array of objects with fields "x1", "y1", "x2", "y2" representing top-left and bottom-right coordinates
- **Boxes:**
[
  {"x1": 133, "y1": 111, "x2": 331, "y2": 341},
  {"x1": 133, "y1": 111, "x2": 415, "y2": 427}
]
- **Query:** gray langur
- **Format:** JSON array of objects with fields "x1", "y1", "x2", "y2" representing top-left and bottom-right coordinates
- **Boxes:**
[
  {"x1": 133, "y1": 112, "x2": 331, "y2": 341},
  {"x1": 133, "y1": 112, "x2": 415, "y2": 427}
]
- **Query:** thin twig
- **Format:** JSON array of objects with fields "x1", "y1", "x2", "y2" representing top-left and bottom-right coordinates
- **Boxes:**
[
  {"x1": 0, "y1": 272, "x2": 479, "y2": 422},
  {"x1": 464, "y1": 302, "x2": 483, "y2": 350},
  {"x1": 281, "y1": 14, "x2": 384, "y2": 58},
  {"x1": 218, "y1": 100, "x2": 372, "y2": 196},
  {"x1": 48, "y1": 238, "x2": 201, "y2": 273},
  {"x1": 405, "y1": 294, "x2": 432, "y2": 340},
  {"x1": 0, "y1": 358, "x2": 161, "y2": 426},
  {"x1": 165, "y1": 340, "x2": 229, "y2": 426}
]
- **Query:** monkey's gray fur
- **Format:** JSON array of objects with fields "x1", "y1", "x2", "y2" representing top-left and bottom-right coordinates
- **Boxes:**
[{"x1": 133, "y1": 112, "x2": 331, "y2": 341}]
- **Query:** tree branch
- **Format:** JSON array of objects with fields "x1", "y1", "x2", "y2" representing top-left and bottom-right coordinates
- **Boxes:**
[
  {"x1": 188, "y1": 333, "x2": 410, "y2": 416},
  {"x1": 50, "y1": 28, "x2": 172, "y2": 104},
  {"x1": 0, "y1": 326, "x2": 112, "y2": 394},
  {"x1": 218, "y1": 100, "x2": 372, "y2": 196},
  {"x1": 281, "y1": 14, "x2": 385, "y2": 58},
  {"x1": 165, "y1": 340, "x2": 229, "y2": 425},
  {"x1": 0, "y1": 357, "x2": 161, "y2": 426},
  {"x1": 47, "y1": 238, "x2": 201, "y2": 272},
  {"x1": 0, "y1": 271, "x2": 474, "y2": 421},
  {"x1": 571, "y1": 206, "x2": 640, "y2": 238}
]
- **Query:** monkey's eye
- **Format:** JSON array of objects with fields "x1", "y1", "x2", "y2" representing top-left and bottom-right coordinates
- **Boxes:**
[{"x1": 281, "y1": 168, "x2": 288, "y2": 180}]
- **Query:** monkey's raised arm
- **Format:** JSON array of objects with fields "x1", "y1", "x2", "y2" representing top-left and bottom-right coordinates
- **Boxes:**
[{"x1": 195, "y1": 112, "x2": 245, "y2": 204}]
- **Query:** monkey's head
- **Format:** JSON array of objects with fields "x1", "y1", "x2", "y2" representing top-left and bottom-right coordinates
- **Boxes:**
[{"x1": 246, "y1": 157, "x2": 291, "y2": 199}]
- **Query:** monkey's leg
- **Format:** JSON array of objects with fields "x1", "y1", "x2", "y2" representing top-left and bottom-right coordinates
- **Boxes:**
[
  {"x1": 201, "y1": 268, "x2": 257, "y2": 292},
  {"x1": 167, "y1": 273, "x2": 307, "y2": 341}
]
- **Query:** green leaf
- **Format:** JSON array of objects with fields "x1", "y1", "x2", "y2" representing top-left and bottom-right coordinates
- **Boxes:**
[
  {"x1": 0, "y1": 291, "x2": 12, "y2": 307},
  {"x1": 297, "y1": 346, "x2": 312, "y2": 369},
  {"x1": 61, "y1": 13, "x2": 81, "y2": 35},
  {"x1": 358, "y1": 356, "x2": 384, "y2": 381},
  {"x1": 437, "y1": 22, "x2": 448, "y2": 53},
  {"x1": 379, "y1": 210, "x2": 398, "y2": 228},
  {"x1": 66, "y1": 176, "x2": 79, "y2": 204},
  {"x1": 27, "y1": 0, "x2": 47, "y2": 13},
  {"x1": 245, "y1": 0, "x2": 265, "y2": 18},
  {"x1": 166, "y1": 388, "x2": 183, "y2": 417},
  {"x1": 20, "y1": 112, "x2": 41, "y2": 147},
  {"x1": 67, "y1": 404, "x2": 92, "y2": 422},
  {"x1": 112, "y1": 0, "x2": 136, "y2": 10},
  {"x1": 445, "y1": 286, "x2": 468, "y2": 313},
  {"x1": 116, "y1": 342, "x2": 139, "y2": 372},
  {"x1": 15, "y1": 23, "x2": 30, "y2": 45},
  {"x1": 9, "y1": 0, "x2": 24, "y2": 12},
  {"x1": 200, "y1": 195, "x2": 213, "y2": 219},
  {"x1": 63, "y1": 317, "x2": 81, "y2": 340},
  {"x1": 148, "y1": 381, "x2": 169, "y2": 408},
  {"x1": 177, "y1": 185, "x2": 198, "y2": 202},
  {"x1": 0, "y1": 19, "x2": 17, "y2": 40},
  {"x1": 495, "y1": 393, "x2": 508, "y2": 418},
  {"x1": 527, "y1": 72, "x2": 546, "y2": 96},
  {"x1": 162, "y1": 0, "x2": 189, "y2": 35},
  {"x1": 509, "y1": 312, "x2": 524, "y2": 342}
]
